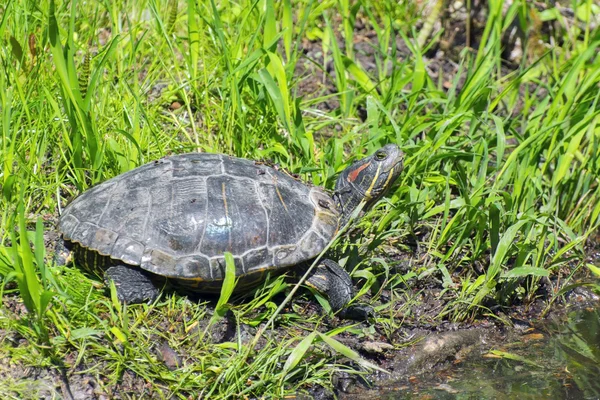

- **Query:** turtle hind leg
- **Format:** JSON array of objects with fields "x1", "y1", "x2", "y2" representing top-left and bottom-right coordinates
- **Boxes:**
[
  {"x1": 304, "y1": 259, "x2": 374, "y2": 321},
  {"x1": 53, "y1": 239, "x2": 74, "y2": 267},
  {"x1": 104, "y1": 264, "x2": 162, "y2": 304}
]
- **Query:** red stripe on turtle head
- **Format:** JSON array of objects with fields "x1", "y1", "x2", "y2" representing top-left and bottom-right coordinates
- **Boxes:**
[{"x1": 347, "y1": 161, "x2": 371, "y2": 183}]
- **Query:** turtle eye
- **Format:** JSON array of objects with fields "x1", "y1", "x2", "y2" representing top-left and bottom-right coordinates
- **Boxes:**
[{"x1": 375, "y1": 151, "x2": 387, "y2": 161}]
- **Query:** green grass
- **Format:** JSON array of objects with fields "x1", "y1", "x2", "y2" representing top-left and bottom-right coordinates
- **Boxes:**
[{"x1": 1, "y1": 0, "x2": 600, "y2": 397}]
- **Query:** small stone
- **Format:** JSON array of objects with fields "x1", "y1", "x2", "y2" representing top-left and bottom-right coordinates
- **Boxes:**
[
  {"x1": 362, "y1": 341, "x2": 394, "y2": 354},
  {"x1": 435, "y1": 384, "x2": 459, "y2": 394},
  {"x1": 157, "y1": 342, "x2": 182, "y2": 370}
]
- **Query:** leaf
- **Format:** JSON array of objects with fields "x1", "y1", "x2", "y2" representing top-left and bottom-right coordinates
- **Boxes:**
[
  {"x1": 48, "y1": 0, "x2": 79, "y2": 107},
  {"x1": 488, "y1": 350, "x2": 542, "y2": 368},
  {"x1": 208, "y1": 0, "x2": 230, "y2": 72},
  {"x1": 83, "y1": 36, "x2": 119, "y2": 110},
  {"x1": 256, "y1": 142, "x2": 290, "y2": 160},
  {"x1": 412, "y1": 49, "x2": 425, "y2": 94},
  {"x1": 0, "y1": 248, "x2": 14, "y2": 277},
  {"x1": 34, "y1": 217, "x2": 46, "y2": 286},
  {"x1": 187, "y1": 0, "x2": 199, "y2": 79},
  {"x1": 556, "y1": 282, "x2": 600, "y2": 297},
  {"x1": 422, "y1": 198, "x2": 465, "y2": 219},
  {"x1": 576, "y1": 3, "x2": 600, "y2": 22},
  {"x1": 488, "y1": 219, "x2": 529, "y2": 282},
  {"x1": 324, "y1": 15, "x2": 350, "y2": 116},
  {"x1": 318, "y1": 333, "x2": 389, "y2": 373},
  {"x1": 266, "y1": 52, "x2": 291, "y2": 130},
  {"x1": 39, "y1": 290, "x2": 55, "y2": 316},
  {"x1": 282, "y1": 0, "x2": 292, "y2": 60},
  {"x1": 489, "y1": 202, "x2": 500, "y2": 256},
  {"x1": 215, "y1": 252, "x2": 236, "y2": 318},
  {"x1": 2, "y1": 174, "x2": 15, "y2": 201},
  {"x1": 586, "y1": 263, "x2": 600, "y2": 278},
  {"x1": 110, "y1": 327, "x2": 127, "y2": 344},
  {"x1": 257, "y1": 68, "x2": 290, "y2": 133},
  {"x1": 466, "y1": 274, "x2": 486, "y2": 295},
  {"x1": 472, "y1": 218, "x2": 529, "y2": 307},
  {"x1": 341, "y1": 55, "x2": 376, "y2": 93},
  {"x1": 281, "y1": 332, "x2": 317, "y2": 379},
  {"x1": 10, "y1": 36, "x2": 24, "y2": 64},
  {"x1": 368, "y1": 95, "x2": 401, "y2": 138},
  {"x1": 501, "y1": 267, "x2": 550, "y2": 279},
  {"x1": 366, "y1": 95, "x2": 380, "y2": 139},
  {"x1": 263, "y1": 0, "x2": 276, "y2": 49},
  {"x1": 109, "y1": 280, "x2": 122, "y2": 314},
  {"x1": 552, "y1": 118, "x2": 593, "y2": 186},
  {"x1": 18, "y1": 202, "x2": 42, "y2": 315},
  {"x1": 491, "y1": 115, "x2": 506, "y2": 168},
  {"x1": 539, "y1": 8, "x2": 561, "y2": 22},
  {"x1": 232, "y1": 48, "x2": 265, "y2": 75},
  {"x1": 69, "y1": 327, "x2": 103, "y2": 340},
  {"x1": 207, "y1": 366, "x2": 222, "y2": 374}
]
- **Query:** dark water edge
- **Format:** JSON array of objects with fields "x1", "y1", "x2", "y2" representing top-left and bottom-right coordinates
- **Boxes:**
[{"x1": 344, "y1": 307, "x2": 600, "y2": 400}]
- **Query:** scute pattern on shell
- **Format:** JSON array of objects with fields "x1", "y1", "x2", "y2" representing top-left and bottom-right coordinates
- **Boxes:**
[{"x1": 59, "y1": 153, "x2": 340, "y2": 290}]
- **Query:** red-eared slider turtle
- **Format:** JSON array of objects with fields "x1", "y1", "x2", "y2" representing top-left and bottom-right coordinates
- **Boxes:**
[{"x1": 57, "y1": 144, "x2": 403, "y2": 318}]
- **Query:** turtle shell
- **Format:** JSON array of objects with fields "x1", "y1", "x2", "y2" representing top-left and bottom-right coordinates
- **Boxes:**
[{"x1": 59, "y1": 153, "x2": 340, "y2": 292}]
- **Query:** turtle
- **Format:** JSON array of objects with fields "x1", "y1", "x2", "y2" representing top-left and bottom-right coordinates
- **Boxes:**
[{"x1": 57, "y1": 144, "x2": 404, "y2": 319}]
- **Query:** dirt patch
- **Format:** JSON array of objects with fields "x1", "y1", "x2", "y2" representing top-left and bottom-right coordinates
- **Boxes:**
[{"x1": 1, "y1": 267, "x2": 598, "y2": 399}]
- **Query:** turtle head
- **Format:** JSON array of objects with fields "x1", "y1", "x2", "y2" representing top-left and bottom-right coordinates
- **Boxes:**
[{"x1": 334, "y1": 144, "x2": 404, "y2": 226}]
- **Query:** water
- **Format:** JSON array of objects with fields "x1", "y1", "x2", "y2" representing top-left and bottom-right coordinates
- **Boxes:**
[{"x1": 354, "y1": 308, "x2": 600, "y2": 399}]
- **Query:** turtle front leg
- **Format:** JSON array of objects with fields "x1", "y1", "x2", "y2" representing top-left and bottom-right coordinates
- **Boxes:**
[
  {"x1": 304, "y1": 259, "x2": 374, "y2": 320},
  {"x1": 104, "y1": 264, "x2": 161, "y2": 304}
]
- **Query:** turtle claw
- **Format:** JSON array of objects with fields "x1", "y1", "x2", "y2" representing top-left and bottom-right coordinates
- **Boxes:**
[{"x1": 338, "y1": 304, "x2": 375, "y2": 321}]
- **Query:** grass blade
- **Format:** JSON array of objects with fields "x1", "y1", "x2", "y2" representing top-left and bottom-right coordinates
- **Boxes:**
[
  {"x1": 318, "y1": 332, "x2": 389, "y2": 374},
  {"x1": 214, "y1": 252, "x2": 237, "y2": 320},
  {"x1": 280, "y1": 332, "x2": 317, "y2": 381}
]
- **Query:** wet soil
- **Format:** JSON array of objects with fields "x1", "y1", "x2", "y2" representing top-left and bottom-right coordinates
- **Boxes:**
[
  {"x1": 343, "y1": 304, "x2": 600, "y2": 399},
  {"x1": 3, "y1": 220, "x2": 600, "y2": 399},
  {"x1": 2, "y1": 259, "x2": 598, "y2": 400}
]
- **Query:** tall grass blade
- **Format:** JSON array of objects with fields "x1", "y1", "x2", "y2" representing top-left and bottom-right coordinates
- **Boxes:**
[
  {"x1": 282, "y1": 0, "x2": 293, "y2": 61},
  {"x1": 213, "y1": 252, "x2": 237, "y2": 321},
  {"x1": 280, "y1": 332, "x2": 317, "y2": 382},
  {"x1": 342, "y1": 55, "x2": 377, "y2": 94},
  {"x1": 187, "y1": 0, "x2": 199, "y2": 80},
  {"x1": 264, "y1": 0, "x2": 276, "y2": 49},
  {"x1": 324, "y1": 15, "x2": 350, "y2": 116}
]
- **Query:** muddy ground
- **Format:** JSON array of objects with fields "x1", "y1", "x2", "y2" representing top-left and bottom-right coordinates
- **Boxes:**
[{"x1": 2, "y1": 260, "x2": 598, "y2": 399}]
